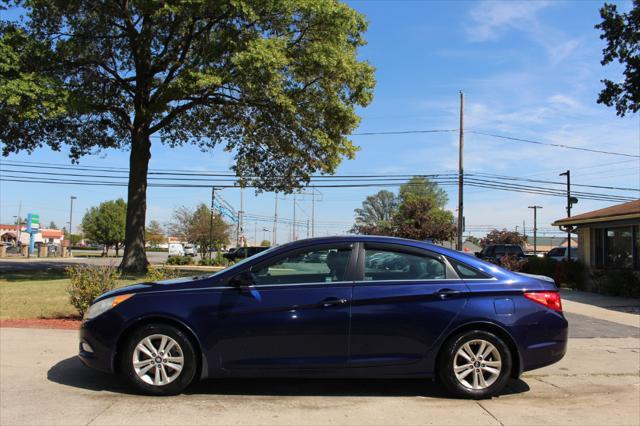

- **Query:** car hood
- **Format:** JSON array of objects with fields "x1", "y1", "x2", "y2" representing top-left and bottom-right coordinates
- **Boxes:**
[{"x1": 95, "y1": 274, "x2": 223, "y2": 302}]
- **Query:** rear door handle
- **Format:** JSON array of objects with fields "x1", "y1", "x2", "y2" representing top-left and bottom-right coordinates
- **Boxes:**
[
  {"x1": 321, "y1": 297, "x2": 348, "y2": 308},
  {"x1": 437, "y1": 288, "x2": 462, "y2": 299}
]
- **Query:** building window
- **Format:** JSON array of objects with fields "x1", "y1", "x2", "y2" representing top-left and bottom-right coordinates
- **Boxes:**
[{"x1": 605, "y1": 226, "x2": 634, "y2": 269}]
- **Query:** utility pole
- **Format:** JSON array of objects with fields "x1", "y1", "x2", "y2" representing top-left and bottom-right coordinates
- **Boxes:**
[
  {"x1": 306, "y1": 219, "x2": 310, "y2": 238},
  {"x1": 457, "y1": 91, "x2": 464, "y2": 251},
  {"x1": 311, "y1": 188, "x2": 315, "y2": 238},
  {"x1": 273, "y1": 194, "x2": 278, "y2": 245},
  {"x1": 68, "y1": 196, "x2": 77, "y2": 252},
  {"x1": 528, "y1": 206, "x2": 542, "y2": 255},
  {"x1": 16, "y1": 201, "x2": 22, "y2": 246},
  {"x1": 209, "y1": 186, "x2": 215, "y2": 259},
  {"x1": 292, "y1": 193, "x2": 297, "y2": 241},
  {"x1": 239, "y1": 187, "x2": 244, "y2": 245},
  {"x1": 559, "y1": 170, "x2": 575, "y2": 260},
  {"x1": 254, "y1": 221, "x2": 258, "y2": 245}
]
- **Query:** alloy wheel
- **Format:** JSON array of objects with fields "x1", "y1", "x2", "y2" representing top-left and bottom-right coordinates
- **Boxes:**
[
  {"x1": 132, "y1": 334, "x2": 184, "y2": 386},
  {"x1": 453, "y1": 339, "x2": 502, "y2": 390}
]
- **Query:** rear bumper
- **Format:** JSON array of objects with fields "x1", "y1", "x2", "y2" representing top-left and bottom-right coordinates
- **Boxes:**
[{"x1": 520, "y1": 313, "x2": 569, "y2": 372}]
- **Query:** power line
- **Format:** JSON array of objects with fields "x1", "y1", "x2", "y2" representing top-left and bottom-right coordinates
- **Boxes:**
[
  {"x1": 468, "y1": 130, "x2": 640, "y2": 158},
  {"x1": 2, "y1": 161, "x2": 638, "y2": 192},
  {"x1": 1, "y1": 174, "x2": 634, "y2": 203}
]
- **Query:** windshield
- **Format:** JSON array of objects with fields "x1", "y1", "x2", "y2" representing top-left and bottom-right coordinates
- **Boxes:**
[{"x1": 208, "y1": 245, "x2": 281, "y2": 278}]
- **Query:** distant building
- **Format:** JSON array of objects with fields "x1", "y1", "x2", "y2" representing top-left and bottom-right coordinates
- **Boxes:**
[
  {"x1": 552, "y1": 200, "x2": 639, "y2": 270},
  {"x1": 523, "y1": 236, "x2": 577, "y2": 254},
  {"x1": 0, "y1": 224, "x2": 63, "y2": 246}
]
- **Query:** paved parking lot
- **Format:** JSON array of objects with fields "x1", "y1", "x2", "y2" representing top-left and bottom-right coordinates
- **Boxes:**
[{"x1": 1, "y1": 305, "x2": 639, "y2": 426}]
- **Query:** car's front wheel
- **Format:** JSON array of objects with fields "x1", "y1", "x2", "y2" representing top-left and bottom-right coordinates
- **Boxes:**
[
  {"x1": 438, "y1": 330, "x2": 512, "y2": 399},
  {"x1": 120, "y1": 323, "x2": 197, "y2": 396}
]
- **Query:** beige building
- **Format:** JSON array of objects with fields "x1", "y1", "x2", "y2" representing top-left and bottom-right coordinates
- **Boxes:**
[{"x1": 552, "y1": 200, "x2": 640, "y2": 270}]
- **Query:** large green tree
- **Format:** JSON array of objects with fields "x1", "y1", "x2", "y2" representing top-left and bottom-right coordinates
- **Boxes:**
[
  {"x1": 81, "y1": 198, "x2": 127, "y2": 255},
  {"x1": 399, "y1": 176, "x2": 448, "y2": 208},
  {"x1": 351, "y1": 177, "x2": 456, "y2": 243},
  {"x1": 351, "y1": 189, "x2": 398, "y2": 235},
  {"x1": 168, "y1": 203, "x2": 230, "y2": 258},
  {"x1": 0, "y1": 1, "x2": 375, "y2": 272},
  {"x1": 145, "y1": 219, "x2": 166, "y2": 247},
  {"x1": 595, "y1": 1, "x2": 640, "y2": 116}
]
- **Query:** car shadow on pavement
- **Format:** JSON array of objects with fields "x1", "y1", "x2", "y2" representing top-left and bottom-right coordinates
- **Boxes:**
[{"x1": 48, "y1": 356, "x2": 531, "y2": 398}]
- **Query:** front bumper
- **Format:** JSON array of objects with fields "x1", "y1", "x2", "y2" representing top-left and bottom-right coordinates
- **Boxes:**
[{"x1": 78, "y1": 318, "x2": 117, "y2": 374}]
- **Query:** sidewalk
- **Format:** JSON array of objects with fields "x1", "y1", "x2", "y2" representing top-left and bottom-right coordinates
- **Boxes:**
[{"x1": 560, "y1": 289, "x2": 640, "y2": 329}]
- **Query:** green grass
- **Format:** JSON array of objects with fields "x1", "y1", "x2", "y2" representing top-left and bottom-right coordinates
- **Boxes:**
[{"x1": 0, "y1": 268, "x2": 209, "y2": 320}]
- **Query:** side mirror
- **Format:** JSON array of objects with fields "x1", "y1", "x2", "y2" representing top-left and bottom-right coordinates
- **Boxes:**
[{"x1": 229, "y1": 271, "x2": 256, "y2": 290}]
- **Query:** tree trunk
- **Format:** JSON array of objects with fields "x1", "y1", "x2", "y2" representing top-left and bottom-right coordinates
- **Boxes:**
[{"x1": 120, "y1": 131, "x2": 151, "y2": 273}]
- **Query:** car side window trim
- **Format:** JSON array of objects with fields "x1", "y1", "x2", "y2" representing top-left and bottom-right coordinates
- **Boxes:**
[{"x1": 355, "y1": 242, "x2": 460, "y2": 282}]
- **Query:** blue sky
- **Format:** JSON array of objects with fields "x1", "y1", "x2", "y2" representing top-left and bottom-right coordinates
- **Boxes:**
[{"x1": 1, "y1": 0, "x2": 639, "y2": 243}]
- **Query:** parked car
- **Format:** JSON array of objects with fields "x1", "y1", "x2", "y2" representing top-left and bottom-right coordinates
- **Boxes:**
[
  {"x1": 223, "y1": 246, "x2": 269, "y2": 261},
  {"x1": 475, "y1": 244, "x2": 525, "y2": 264},
  {"x1": 183, "y1": 244, "x2": 197, "y2": 257},
  {"x1": 79, "y1": 235, "x2": 567, "y2": 398},
  {"x1": 167, "y1": 243, "x2": 184, "y2": 257},
  {"x1": 546, "y1": 247, "x2": 578, "y2": 262}
]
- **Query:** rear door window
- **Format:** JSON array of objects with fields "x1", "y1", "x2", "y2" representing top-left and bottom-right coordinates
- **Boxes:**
[{"x1": 363, "y1": 248, "x2": 446, "y2": 281}]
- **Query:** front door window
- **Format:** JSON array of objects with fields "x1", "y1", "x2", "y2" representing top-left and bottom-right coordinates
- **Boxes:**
[{"x1": 253, "y1": 246, "x2": 352, "y2": 285}]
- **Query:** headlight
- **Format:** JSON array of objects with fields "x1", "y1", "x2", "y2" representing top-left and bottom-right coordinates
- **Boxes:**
[{"x1": 84, "y1": 294, "x2": 134, "y2": 321}]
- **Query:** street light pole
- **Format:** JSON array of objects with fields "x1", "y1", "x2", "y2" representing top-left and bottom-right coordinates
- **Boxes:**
[
  {"x1": 559, "y1": 170, "x2": 575, "y2": 260},
  {"x1": 528, "y1": 205, "x2": 542, "y2": 255}
]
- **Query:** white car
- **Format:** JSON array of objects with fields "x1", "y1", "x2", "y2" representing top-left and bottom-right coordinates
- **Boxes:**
[
  {"x1": 546, "y1": 247, "x2": 578, "y2": 261},
  {"x1": 168, "y1": 243, "x2": 185, "y2": 257},
  {"x1": 183, "y1": 244, "x2": 197, "y2": 257}
]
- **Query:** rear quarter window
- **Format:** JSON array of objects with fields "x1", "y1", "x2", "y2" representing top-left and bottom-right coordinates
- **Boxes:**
[{"x1": 448, "y1": 258, "x2": 492, "y2": 279}]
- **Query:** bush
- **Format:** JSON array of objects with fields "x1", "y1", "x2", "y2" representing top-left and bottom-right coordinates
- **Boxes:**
[
  {"x1": 165, "y1": 256, "x2": 194, "y2": 265},
  {"x1": 66, "y1": 264, "x2": 120, "y2": 316},
  {"x1": 145, "y1": 266, "x2": 182, "y2": 282},
  {"x1": 602, "y1": 270, "x2": 640, "y2": 298},
  {"x1": 521, "y1": 257, "x2": 588, "y2": 290},
  {"x1": 198, "y1": 252, "x2": 229, "y2": 267}
]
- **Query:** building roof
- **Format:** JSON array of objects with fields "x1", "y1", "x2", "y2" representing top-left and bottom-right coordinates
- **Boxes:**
[
  {"x1": 552, "y1": 200, "x2": 640, "y2": 226},
  {"x1": 524, "y1": 236, "x2": 577, "y2": 247},
  {"x1": 41, "y1": 229, "x2": 64, "y2": 238}
]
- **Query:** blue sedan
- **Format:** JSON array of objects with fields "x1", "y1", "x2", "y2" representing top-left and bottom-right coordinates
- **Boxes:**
[{"x1": 79, "y1": 235, "x2": 568, "y2": 399}]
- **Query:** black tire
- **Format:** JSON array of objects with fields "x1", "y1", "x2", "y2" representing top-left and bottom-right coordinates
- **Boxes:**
[
  {"x1": 438, "y1": 330, "x2": 512, "y2": 399},
  {"x1": 120, "y1": 323, "x2": 198, "y2": 396}
]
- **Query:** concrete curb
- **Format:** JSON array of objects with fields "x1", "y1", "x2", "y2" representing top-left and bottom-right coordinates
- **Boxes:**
[{"x1": 562, "y1": 299, "x2": 640, "y2": 328}]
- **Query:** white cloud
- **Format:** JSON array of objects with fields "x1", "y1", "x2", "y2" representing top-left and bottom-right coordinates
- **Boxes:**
[{"x1": 467, "y1": 1, "x2": 551, "y2": 42}]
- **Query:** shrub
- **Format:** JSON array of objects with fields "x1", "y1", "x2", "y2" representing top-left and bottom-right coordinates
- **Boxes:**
[
  {"x1": 66, "y1": 264, "x2": 120, "y2": 317},
  {"x1": 602, "y1": 270, "x2": 640, "y2": 298},
  {"x1": 498, "y1": 254, "x2": 525, "y2": 272},
  {"x1": 521, "y1": 257, "x2": 588, "y2": 290},
  {"x1": 145, "y1": 266, "x2": 182, "y2": 282},
  {"x1": 198, "y1": 252, "x2": 229, "y2": 267},
  {"x1": 165, "y1": 256, "x2": 194, "y2": 265}
]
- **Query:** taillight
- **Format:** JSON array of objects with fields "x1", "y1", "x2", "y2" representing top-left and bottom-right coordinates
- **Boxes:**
[{"x1": 524, "y1": 291, "x2": 562, "y2": 312}]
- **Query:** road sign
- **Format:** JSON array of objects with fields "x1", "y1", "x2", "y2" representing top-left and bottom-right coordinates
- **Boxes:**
[{"x1": 26, "y1": 214, "x2": 40, "y2": 231}]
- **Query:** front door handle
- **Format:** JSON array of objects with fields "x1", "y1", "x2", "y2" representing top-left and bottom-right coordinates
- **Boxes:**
[
  {"x1": 321, "y1": 297, "x2": 348, "y2": 308},
  {"x1": 437, "y1": 288, "x2": 462, "y2": 299}
]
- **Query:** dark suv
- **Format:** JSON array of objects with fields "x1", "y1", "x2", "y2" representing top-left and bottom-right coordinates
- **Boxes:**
[
  {"x1": 476, "y1": 244, "x2": 525, "y2": 264},
  {"x1": 223, "y1": 246, "x2": 269, "y2": 261}
]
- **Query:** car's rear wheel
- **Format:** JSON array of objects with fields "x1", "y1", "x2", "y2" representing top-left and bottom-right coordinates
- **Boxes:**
[
  {"x1": 438, "y1": 330, "x2": 512, "y2": 399},
  {"x1": 120, "y1": 323, "x2": 197, "y2": 396}
]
